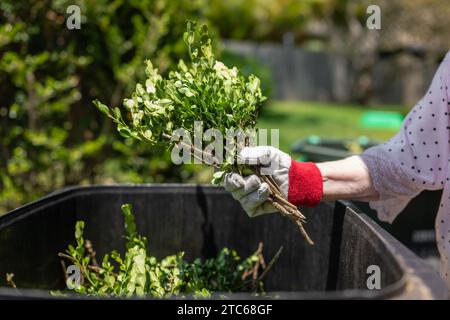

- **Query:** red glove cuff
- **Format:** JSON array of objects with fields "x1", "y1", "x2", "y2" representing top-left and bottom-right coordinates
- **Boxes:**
[{"x1": 287, "y1": 160, "x2": 323, "y2": 207}]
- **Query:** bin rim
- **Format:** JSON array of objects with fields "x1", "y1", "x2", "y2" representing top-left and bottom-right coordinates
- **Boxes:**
[
  {"x1": 0, "y1": 184, "x2": 223, "y2": 229},
  {"x1": 339, "y1": 201, "x2": 448, "y2": 300}
]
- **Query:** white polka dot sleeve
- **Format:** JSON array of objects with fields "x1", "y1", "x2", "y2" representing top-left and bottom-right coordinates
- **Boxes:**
[{"x1": 360, "y1": 51, "x2": 450, "y2": 286}]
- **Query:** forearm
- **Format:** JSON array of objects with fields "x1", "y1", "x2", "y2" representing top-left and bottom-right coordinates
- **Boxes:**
[{"x1": 315, "y1": 155, "x2": 380, "y2": 202}]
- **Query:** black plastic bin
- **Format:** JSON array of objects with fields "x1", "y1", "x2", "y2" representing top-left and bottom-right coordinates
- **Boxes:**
[
  {"x1": 0, "y1": 185, "x2": 447, "y2": 299},
  {"x1": 291, "y1": 136, "x2": 379, "y2": 163}
]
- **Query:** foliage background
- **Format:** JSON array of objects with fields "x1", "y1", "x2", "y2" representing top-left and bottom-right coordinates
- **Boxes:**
[
  {"x1": 0, "y1": 0, "x2": 217, "y2": 212},
  {"x1": 1, "y1": 0, "x2": 447, "y2": 213}
]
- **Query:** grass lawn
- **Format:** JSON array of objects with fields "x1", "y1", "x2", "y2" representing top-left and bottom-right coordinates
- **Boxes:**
[{"x1": 257, "y1": 101, "x2": 408, "y2": 153}]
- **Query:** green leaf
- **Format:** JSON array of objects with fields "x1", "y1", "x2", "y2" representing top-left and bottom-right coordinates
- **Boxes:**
[
  {"x1": 117, "y1": 125, "x2": 132, "y2": 138},
  {"x1": 121, "y1": 203, "x2": 137, "y2": 238},
  {"x1": 211, "y1": 170, "x2": 225, "y2": 185},
  {"x1": 113, "y1": 107, "x2": 122, "y2": 120},
  {"x1": 94, "y1": 100, "x2": 110, "y2": 116},
  {"x1": 75, "y1": 221, "x2": 85, "y2": 248}
]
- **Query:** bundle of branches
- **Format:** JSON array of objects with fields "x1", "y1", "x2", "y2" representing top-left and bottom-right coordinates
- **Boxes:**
[
  {"x1": 58, "y1": 204, "x2": 282, "y2": 297},
  {"x1": 94, "y1": 20, "x2": 313, "y2": 245}
]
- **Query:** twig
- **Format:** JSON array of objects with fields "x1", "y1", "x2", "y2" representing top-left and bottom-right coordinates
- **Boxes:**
[
  {"x1": 58, "y1": 252, "x2": 118, "y2": 276},
  {"x1": 162, "y1": 133, "x2": 221, "y2": 168},
  {"x1": 255, "y1": 246, "x2": 284, "y2": 287},
  {"x1": 60, "y1": 259, "x2": 68, "y2": 281},
  {"x1": 241, "y1": 269, "x2": 251, "y2": 281},
  {"x1": 58, "y1": 252, "x2": 79, "y2": 265},
  {"x1": 252, "y1": 242, "x2": 264, "y2": 257},
  {"x1": 242, "y1": 242, "x2": 265, "y2": 284},
  {"x1": 251, "y1": 242, "x2": 264, "y2": 287},
  {"x1": 259, "y1": 174, "x2": 300, "y2": 213},
  {"x1": 85, "y1": 239, "x2": 98, "y2": 267},
  {"x1": 6, "y1": 273, "x2": 16, "y2": 289},
  {"x1": 296, "y1": 220, "x2": 314, "y2": 245},
  {"x1": 252, "y1": 259, "x2": 260, "y2": 287},
  {"x1": 267, "y1": 175, "x2": 282, "y2": 194},
  {"x1": 242, "y1": 158, "x2": 313, "y2": 245},
  {"x1": 259, "y1": 253, "x2": 266, "y2": 269}
]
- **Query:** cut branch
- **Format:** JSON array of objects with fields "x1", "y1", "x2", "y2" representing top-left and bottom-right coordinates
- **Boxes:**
[{"x1": 161, "y1": 133, "x2": 313, "y2": 245}]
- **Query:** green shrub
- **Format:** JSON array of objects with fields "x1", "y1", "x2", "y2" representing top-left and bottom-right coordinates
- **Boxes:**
[
  {"x1": 0, "y1": 0, "x2": 216, "y2": 213},
  {"x1": 220, "y1": 50, "x2": 272, "y2": 98}
]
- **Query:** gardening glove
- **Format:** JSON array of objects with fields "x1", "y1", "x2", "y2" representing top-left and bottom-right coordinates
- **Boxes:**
[{"x1": 223, "y1": 146, "x2": 323, "y2": 217}]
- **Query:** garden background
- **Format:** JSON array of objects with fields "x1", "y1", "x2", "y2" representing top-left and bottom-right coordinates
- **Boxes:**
[{"x1": 1, "y1": 0, "x2": 449, "y2": 214}]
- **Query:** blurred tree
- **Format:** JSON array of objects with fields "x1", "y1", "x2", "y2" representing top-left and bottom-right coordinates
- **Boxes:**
[
  {"x1": 206, "y1": 0, "x2": 324, "y2": 43},
  {"x1": 305, "y1": 0, "x2": 450, "y2": 104},
  {"x1": 0, "y1": 0, "x2": 215, "y2": 213},
  {"x1": 313, "y1": 0, "x2": 380, "y2": 104},
  {"x1": 207, "y1": 0, "x2": 449, "y2": 104},
  {"x1": 377, "y1": 0, "x2": 450, "y2": 53}
]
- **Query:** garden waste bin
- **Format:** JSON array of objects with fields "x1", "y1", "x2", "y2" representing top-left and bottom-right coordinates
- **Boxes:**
[
  {"x1": 0, "y1": 185, "x2": 447, "y2": 299},
  {"x1": 291, "y1": 136, "x2": 379, "y2": 162}
]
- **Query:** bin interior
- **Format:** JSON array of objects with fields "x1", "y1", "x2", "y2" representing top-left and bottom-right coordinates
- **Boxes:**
[{"x1": 0, "y1": 185, "x2": 445, "y2": 299}]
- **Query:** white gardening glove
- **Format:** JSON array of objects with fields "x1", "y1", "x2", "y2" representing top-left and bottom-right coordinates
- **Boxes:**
[{"x1": 223, "y1": 146, "x2": 292, "y2": 217}]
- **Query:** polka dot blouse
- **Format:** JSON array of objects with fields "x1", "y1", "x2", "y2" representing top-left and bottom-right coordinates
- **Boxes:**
[{"x1": 360, "y1": 51, "x2": 450, "y2": 288}]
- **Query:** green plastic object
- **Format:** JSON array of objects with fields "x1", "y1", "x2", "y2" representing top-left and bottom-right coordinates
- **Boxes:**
[
  {"x1": 307, "y1": 135, "x2": 321, "y2": 145},
  {"x1": 295, "y1": 155, "x2": 307, "y2": 162},
  {"x1": 360, "y1": 111, "x2": 403, "y2": 130},
  {"x1": 357, "y1": 136, "x2": 370, "y2": 146}
]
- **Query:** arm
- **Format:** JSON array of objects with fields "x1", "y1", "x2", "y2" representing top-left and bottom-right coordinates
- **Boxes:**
[
  {"x1": 224, "y1": 146, "x2": 379, "y2": 217},
  {"x1": 317, "y1": 156, "x2": 379, "y2": 202}
]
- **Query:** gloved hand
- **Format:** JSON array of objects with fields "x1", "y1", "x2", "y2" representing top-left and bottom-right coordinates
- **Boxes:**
[{"x1": 223, "y1": 146, "x2": 323, "y2": 217}]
